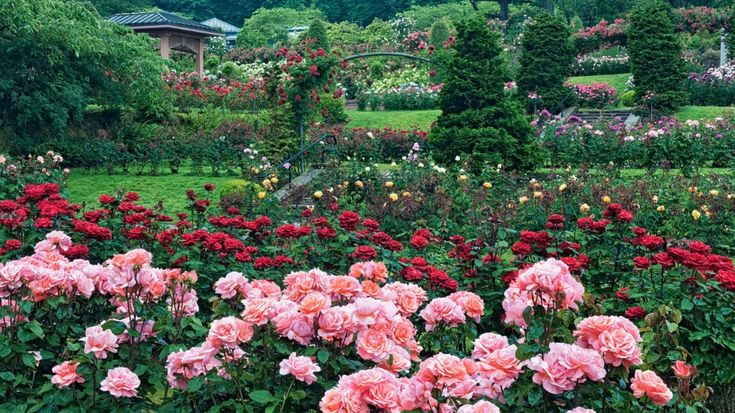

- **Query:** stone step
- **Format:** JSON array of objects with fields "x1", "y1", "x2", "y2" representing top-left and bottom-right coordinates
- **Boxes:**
[{"x1": 272, "y1": 169, "x2": 326, "y2": 201}]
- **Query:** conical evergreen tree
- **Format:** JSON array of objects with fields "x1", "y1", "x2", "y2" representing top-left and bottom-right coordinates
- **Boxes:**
[
  {"x1": 628, "y1": 1, "x2": 688, "y2": 112},
  {"x1": 305, "y1": 18, "x2": 330, "y2": 51},
  {"x1": 429, "y1": 18, "x2": 538, "y2": 171},
  {"x1": 517, "y1": 15, "x2": 574, "y2": 112}
]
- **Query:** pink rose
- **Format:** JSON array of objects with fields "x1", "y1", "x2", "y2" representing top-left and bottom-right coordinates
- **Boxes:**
[
  {"x1": 420, "y1": 297, "x2": 466, "y2": 332},
  {"x1": 356, "y1": 327, "x2": 392, "y2": 362},
  {"x1": 100, "y1": 367, "x2": 140, "y2": 398},
  {"x1": 279, "y1": 352, "x2": 321, "y2": 384},
  {"x1": 206, "y1": 316, "x2": 253, "y2": 349},
  {"x1": 527, "y1": 343, "x2": 605, "y2": 394},
  {"x1": 241, "y1": 297, "x2": 275, "y2": 326},
  {"x1": 214, "y1": 272, "x2": 250, "y2": 299},
  {"x1": 672, "y1": 360, "x2": 692, "y2": 379},
  {"x1": 472, "y1": 333, "x2": 509, "y2": 360},
  {"x1": 457, "y1": 401, "x2": 501, "y2": 413},
  {"x1": 51, "y1": 361, "x2": 84, "y2": 388},
  {"x1": 631, "y1": 370, "x2": 673, "y2": 406},
  {"x1": 574, "y1": 316, "x2": 642, "y2": 369},
  {"x1": 568, "y1": 408, "x2": 596, "y2": 413},
  {"x1": 81, "y1": 325, "x2": 118, "y2": 359}
]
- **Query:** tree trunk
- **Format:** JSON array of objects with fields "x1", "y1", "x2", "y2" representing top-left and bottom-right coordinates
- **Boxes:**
[{"x1": 499, "y1": 0, "x2": 509, "y2": 21}]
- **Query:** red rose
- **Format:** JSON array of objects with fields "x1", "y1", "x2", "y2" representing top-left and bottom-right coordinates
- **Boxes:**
[
  {"x1": 634, "y1": 256, "x2": 652, "y2": 269},
  {"x1": 351, "y1": 245, "x2": 376, "y2": 260},
  {"x1": 410, "y1": 235, "x2": 429, "y2": 250},
  {"x1": 99, "y1": 194, "x2": 116, "y2": 205},
  {"x1": 204, "y1": 183, "x2": 215, "y2": 192},
  {"x1": 338, "y1": 211, "x2": 361, "y2": 231},
  {"x1": 4, "y1": 239, "x2": 21, "y2": 251},
  {"x1": 511, "y1": 241, "x2": 532, "y2": 256},
  {"x1": 625, "y1": 306, "x2": 646, "y2": 319},
  {"x1": 400, "y1": 267, "x2": 423, "y2": 281}
]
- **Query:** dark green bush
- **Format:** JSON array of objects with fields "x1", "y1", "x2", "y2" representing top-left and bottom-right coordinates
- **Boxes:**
[
  {"x1": 628, "y1": 1, "x2": 689, "y2": 113},
  {"x1": 430, "y1": 18, "x2": 539, "y2": 171},
  {"x1": 517, "y1": 16, "x2": 575, "y2": 112}
]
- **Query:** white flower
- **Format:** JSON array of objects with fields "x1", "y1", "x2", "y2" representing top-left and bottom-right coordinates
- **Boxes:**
[
  {"x1": 36, "y1": 156, "x2": 44, "y2": 164},
  {"x1": 454, "y1": 156, "x2": 461, "y2": 161},
  {"x1": 365, "y1": 167, "x2": 371, "y2": 172}
]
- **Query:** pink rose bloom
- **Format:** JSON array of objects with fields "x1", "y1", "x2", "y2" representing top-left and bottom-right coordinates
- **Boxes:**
[
  {"x1": 417, "y1": 353, "x2": 472, "y2": 387},
  {"x1": 51, "y1": 361, "x2": 84, "y2": 388},
  {"x1": 327, "y1": 276, "x2": 363, "y2": 299},
  {"x1": 356, "y1": 327, "x2": 393, "y2": 362},
  {"x1": 420, "y1": 297, "x2": 466, "y2": 332},
  {"x1": 631, "y1": 370, "x2": 673, "y2": 406},
  {"x1": 472, "y1": 333, "x2": 510, "y2": 360},
  {"x1": 206, "y1": 316, "x2": 253, "y2": 349},
  {"x1": 320, "y1": 387, "x2": 368, "y2": 413},
  {"x1": 574, "y1": 316, "x2": 642, "y2": 369},
  {"x1": 568, "y1": 408, "x2": 596, "y2": 413},
  {"x1": 318, "y1": 306, "x2": 356, "y2": 344},
  {"x1": 248, "y1": 279, "x2": 281, "y2": 298},
  {"x1": 137, "y1": 267, "x2": 167, "y2": 300},
  {"x1": 100, "y1": 367, "x2": 140, "y2": 398},
  {"x1": 279, "y1": 352, "x2": 321, "y2": 384},
  {"x1": 353, "y1": 297, "x2": 398, "y2": 327},
  {"x1": 349, "y1": 261, "x2": 388, "y2": 283},
  {"x1": 527, "y1": 343, "x2": 605, "y2": 394},
  {"x1": 363, "y1": 380, "x2": 401, "y2": 411},
  {"x1": 214, "y1": 272, "x2": 250, "y2": 299},
  {"x1": 241, "y1": 297, "x2": 275, "y2": 325},
  {"x1": 457, "y1": 401, "x2": 501, "y2": 413},
  {"x1": 502, "y1": 258, "x2": 584, "y2": 328},
  {"x1": 476, "y1": 345, "x2": 522, "y2": 389},
  {"x1": 35, "y1": 231, "x2": 72, "y2": 253},
  {"x1": 283, "y1": 269, "x2": 328, "y2": 302},
  {"x1": 449, "y1": 291, "x2": 484, "y2": 322},
  {"x1": 378, "y1": 346, "x2": 412, "y2": 373},
  {"x1": 381, "y1": 282, "x2": 427, "y2": 316},
  {"x1": 672, "y1": 360, "x2": 692, "y2": 379},
  {"x1": 166, "y1": 344, "x2": 220, "y2": 389},
  {"x1": 81, "y1": 325, "x2": 118, "y2": 359},
  {"x1": 299, "y1": 291, "x2": 332, "y2": 316}
]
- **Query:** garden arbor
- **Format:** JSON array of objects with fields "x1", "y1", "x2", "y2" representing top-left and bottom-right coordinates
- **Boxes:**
[{"x1": 107, "y1": 11, "x2": 221, "y2": 75}]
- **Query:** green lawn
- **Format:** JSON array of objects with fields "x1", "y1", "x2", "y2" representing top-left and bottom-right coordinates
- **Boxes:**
[
  {"x1": 567, "y1": 73, "x2": 631, "y2": 94},
  {"x1": 346, "y1": 109, "x2": 440, "y2": 130},
  {"x1": 67, "y1": 170, "x2": 237, "y2": 212},
  {"x1": 674, "y1": 106, "x2": 735, "y2": 121}
]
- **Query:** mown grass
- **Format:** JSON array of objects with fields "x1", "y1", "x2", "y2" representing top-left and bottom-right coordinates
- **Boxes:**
[
  {"x1": 674, "y1": 106, "x2": 735, "y2": 121},
  {"x1": 67, "y1": 169, "x2": 237, "y2": 212},
  {"x1": 567, "y1": 73, "x2": 631, "y2": 94},
  {"x1": 346, "y1": 109, "x2": 440, "y2": 130}
]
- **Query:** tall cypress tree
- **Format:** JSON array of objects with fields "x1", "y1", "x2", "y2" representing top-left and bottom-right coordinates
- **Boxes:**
[
  {"x1": 628, "y1": 1, "x2": 688, "y2": 112},
  {"x1": 517, "y1": 15, "x2": 574, "y2": 112},
  {"x1": 429, "y1": 18, "x2": 538, "y2": 171},
  {"x1": 727, "y1": 8, "x2": 735, "y2": 61}
]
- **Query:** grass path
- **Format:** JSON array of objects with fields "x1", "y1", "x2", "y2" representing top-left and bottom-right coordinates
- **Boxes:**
[{"x1": 346, "y1": 109, "x2": 440, "y2": 130}]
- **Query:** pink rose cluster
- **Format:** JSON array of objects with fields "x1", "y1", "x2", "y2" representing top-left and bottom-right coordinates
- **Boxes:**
[
  {"x1": 502, "y1": 258, "x2": 585, "y2": 328},
  {"x1": 527, "y1": 343, "x2": 606, "y2": 394},
  {"x1": 320, "y1": 334, "x2": 520, "y2": 412},
  {"x1": 279, "y1": 352, "x2": 321, "y2": 384},
  {"x1": 574, "y1": 315, "x2": 642, "y2": 369},
  {"x1": 420, "y1": 291, "x2": 485, "y2": 332}
]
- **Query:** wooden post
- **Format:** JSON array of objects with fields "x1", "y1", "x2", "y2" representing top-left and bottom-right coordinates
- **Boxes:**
[
  {"x1": 159, "y1": 33, "x2": 171, "y2": 59},
  {"x1": 195, "y1": 37, "x2": 205, "y2": 76}
]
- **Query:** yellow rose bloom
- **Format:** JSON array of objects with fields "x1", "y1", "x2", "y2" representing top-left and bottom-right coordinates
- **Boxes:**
[
  {"x1": 355, "y1": 180, "x2": 364, "y2": 188},
  {"x1": 313, "y1": 191, "x2": 323, "y2": 199},
  {"x1": 385, "y1": 181, "x2": 394, "y2": 188},
  {"x1": 402, "y1": 191, "x2": 411, "y2": 197},
  {"x1": 389, "y1": 193, "x2": 399, "y2": 202},
  {"x1": 533, "y1": 191, "x2": 543, "y2": 199},
  {"x1": 602, "y1": 195, "x2": 611, "y2": 204},
  {"x1": 710, "y1": 190, "x2": 719, "y2": 196},
  {"x1": 519, "y1": 196, "x2": 529, "y2": 204},
  {"x1": 257, "y1": 191, "x2": 266, "y2": 199},
  {"x1": 483, "y1": 182, "x2": 492, "y2": 189},
  {"x1": 657, "y1": 205, "x2": 665, "y2": 212},
  {"x1": 458, "y1": 175, "x2": 467, "y2": 181},
  {"x1": 692, "y1": 210, "x2": 701, "y2": 220},
  {"x1": 558, "y1": 183, "x2": 567, "y2": 192},
  {"x1": 579, "y1": 203, "x2": 590, "y2": 213},
  {"x1": 270, "y1": 176, "x2": 279, "y2": 184}
]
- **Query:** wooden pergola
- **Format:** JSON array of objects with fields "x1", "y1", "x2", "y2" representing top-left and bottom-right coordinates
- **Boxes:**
[{"x1": 107, "y1": 11, "x2": 222, "y2": 75}]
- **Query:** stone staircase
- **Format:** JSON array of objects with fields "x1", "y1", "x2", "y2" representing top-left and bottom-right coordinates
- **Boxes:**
[
  {"x1": 563, "y1": 107, "x2": 640, "y2": 128},
  {"x1": 272, "y1": 168, "x2": 326, "y2": 204}
]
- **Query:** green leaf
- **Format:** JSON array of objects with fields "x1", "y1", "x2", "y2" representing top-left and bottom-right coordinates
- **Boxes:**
[
  {"x1": 317, "y1": 349, "x2": 329, "y2": 363},
  {"x1": 666, "y1": 321, "x2": 679, "y2": 333},
  {"x1": 27, "y1": 321, "x2": 45, "y2": 339},
  {"x1": 680, "y1": 298, "x2": 693, "y2": 311},
  {"x1": 249, "y1": 390, "x2": 275, "y2": 404}
]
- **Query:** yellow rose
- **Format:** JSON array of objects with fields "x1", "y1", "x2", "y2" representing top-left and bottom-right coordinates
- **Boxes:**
[
  {"x1": 692, "y1": 210, "x2": 701, "y2": 220},
  {"x1": 257, "y1": 191, "x2": 266, "y2": 199},
  {"x1": 270, "y1": 176, "x2": 279, "y2": 184},
  {"x1": 688, "y1": 186, "x2": 697, "y2": 193},
  {"x1": 355, "y1": 180, "x2": 364, "y2": 188},
  {"x1": 533, "y1": 191, "x2": 543, "y2": 199},
  {"x1": 710, "y1": 189, "x2": 719, "y2": 196},
  {"x1": 602, "y1": 195, "x2": 611, "y2": 204},
  {"x1": 728, "y1": 194, "x2": 735, "y2": 200},
  {"x1": 385, "y1": 181, "x2": 394, "y2": 188},
  {"x1": 313, "y1": 191, "x2": 323, "y2": 199},
  {"x1": 262, "y1": 179, "x2": 271, "y2": 188},
  {"x1": 389, "y1": 193, "x2": 399, "y2": 202},
  {"x1": 343, "y1": 181, "x2": 349, "y2": 187},
  {"x1": 519, "y1": 196, "x2": 529, "y2": 204},
  {"x1": 483, "y1": 182, "x2": 492, "y2": 189},
  {"x1": 579, "y1": 203, "x2": 590, "y2": 213},
  {"x1": 558, "y1": 183, "x2": 567, "y2": 192},
  {"x1": 402, "y1": 191, "x2": 411, "y2": 197},
  {"x1": 652, "y1": 195, "x2": 659, "y2": 204},
  {"x1": 657, "y1": 205, "x2": 665, "y2": 212}
]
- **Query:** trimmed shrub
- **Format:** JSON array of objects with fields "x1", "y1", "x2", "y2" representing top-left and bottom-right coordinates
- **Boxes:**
[
  {"x1": 219, "y1": 179, "x2": 264, "y2": 212},
  {"x1": 430, "y1": 18, "x2": 539, "y2": 171},
  {"x1": 628, "y1": 1, "x2": 689, "y2": 113},
  {"x1": 517, "y1": 16, "x2": 575, "y2": 112}
]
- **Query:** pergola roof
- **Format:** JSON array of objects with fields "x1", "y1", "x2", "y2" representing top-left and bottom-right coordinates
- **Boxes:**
[
  {"x1": 107, "y1": 11, "x2": 222, "y2": 36},
  {"x1": 201, "y1": 18, "x2": 240, "y2": 33}
]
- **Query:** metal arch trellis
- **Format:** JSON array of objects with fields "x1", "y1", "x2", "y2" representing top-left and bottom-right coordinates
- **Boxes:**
[{"x1": 341, "y1": 52, "x2": 435, "y2": 65}]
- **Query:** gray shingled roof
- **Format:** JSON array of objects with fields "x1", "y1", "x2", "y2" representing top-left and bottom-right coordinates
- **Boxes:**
[{"x1": 107, "y1": 11, "x2": 221, "y2": 35}]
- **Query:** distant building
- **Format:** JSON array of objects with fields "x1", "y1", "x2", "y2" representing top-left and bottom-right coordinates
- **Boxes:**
[
  {"x1": 287, "y1": 26, "x2": 309, "y2": 39},
  {"x1": 201, "y1": 18, "x2": 241, "y2": 49},
  {"x1": 107, "y1": 11, "x2": 221, "y2": 75}
]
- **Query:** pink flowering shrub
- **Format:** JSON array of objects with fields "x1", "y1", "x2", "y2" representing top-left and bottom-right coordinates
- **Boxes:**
[{"x1": 573, "y1": 82, "x2": 618, "y2": 108}]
